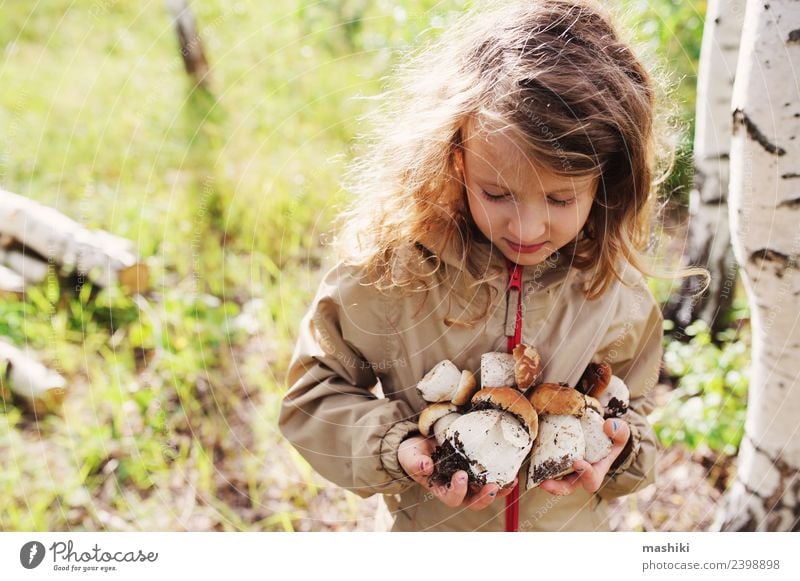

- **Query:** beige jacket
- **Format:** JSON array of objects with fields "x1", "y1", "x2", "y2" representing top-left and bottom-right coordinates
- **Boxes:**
[{"x1": 279, "y1": 240, "x2": 662, "y2": 531}]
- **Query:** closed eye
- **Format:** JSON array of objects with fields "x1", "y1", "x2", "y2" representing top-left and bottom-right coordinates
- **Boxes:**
[
  {"x1": 481, "y1": 189, "x2": 577, "y2": 207},
  {"x1": 480, "y1": 189, "x2": 509, "y2": 203},
  {"x1": 547, "y1": 197, "x2": 575, "y2": 207}
]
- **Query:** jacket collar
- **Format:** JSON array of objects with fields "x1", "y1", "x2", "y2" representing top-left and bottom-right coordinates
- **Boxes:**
[{"x1": 431, "y1": 234, "x2": 576, "y2": 295}]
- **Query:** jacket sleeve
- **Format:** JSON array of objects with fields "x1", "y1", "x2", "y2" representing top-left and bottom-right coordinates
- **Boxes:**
[
  {"x1": 278, "y1": 263, "x2": 421, "y2": 499},
  {"x1": 594, "y1": 273, "x2": 663, "y2": 501}
]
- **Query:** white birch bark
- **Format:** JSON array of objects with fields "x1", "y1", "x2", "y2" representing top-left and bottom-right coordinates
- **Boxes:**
[
  {"x1": 715, "y1": 0, "x2": 800, "y2": 531},
  {"x1": 665, "y1": 0, "x2": 745, "y2": 332},
  {"x1": 0, "y1": 340, "x2": 67, "y2": 413},
  {"x1": 0, "y1": 264, "x2": 25, "y2": 298},
  {"x1": 0, "y1": 247, "x2": 49, "y2": 283},
  {"x1": 0, "y1": 189, "x2": 148, "y2": 293}
]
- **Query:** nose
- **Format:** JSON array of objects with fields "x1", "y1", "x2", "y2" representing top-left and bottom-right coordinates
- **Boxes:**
[{"x1": 507, "y1": 201, "x2": 547, "y2": 244}]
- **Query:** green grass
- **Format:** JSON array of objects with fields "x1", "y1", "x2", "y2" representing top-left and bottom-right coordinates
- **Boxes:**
[
  {"x1": 0, "y1": 0, "x2": 473, "y2": 531},
  {"x1": 0, "y1": 0, "x2": 717, "y2": 531}
]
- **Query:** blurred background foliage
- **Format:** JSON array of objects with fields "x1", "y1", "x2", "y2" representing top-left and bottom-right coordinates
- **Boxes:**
[{"x1": 0, "y1": 0, "x2": 745, "y2": 531}]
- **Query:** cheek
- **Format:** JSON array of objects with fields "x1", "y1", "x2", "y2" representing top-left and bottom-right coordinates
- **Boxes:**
[
  {"x1": 466, "y1": 195, "x2": 497, "y2": 226},
  {"x1": 568, "y1": 201, "x2": 593, "y2": 226}
]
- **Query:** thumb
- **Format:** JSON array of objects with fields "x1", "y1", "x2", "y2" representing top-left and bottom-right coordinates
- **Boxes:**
[
  {"x1": 416, "y1": 456, "x2": 433, "y2": 477},
  {"x1": 604, "y1": 418, "x2": 630, "y2": 448},
  {"x1": 398, "y1": 436, "x2": 434, "y2": 480}
]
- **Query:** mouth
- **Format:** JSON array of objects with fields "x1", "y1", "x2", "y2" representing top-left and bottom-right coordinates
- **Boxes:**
[{"x1": 505, "y1": 239, "x2": 546, "y2": 254}]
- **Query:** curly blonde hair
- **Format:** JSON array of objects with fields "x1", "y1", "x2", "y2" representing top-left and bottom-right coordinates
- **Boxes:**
[{"x1": 332, "y1": 0, "x2": 706, "y2": 324}]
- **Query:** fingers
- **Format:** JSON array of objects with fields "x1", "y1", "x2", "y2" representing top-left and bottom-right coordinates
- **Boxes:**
[
  {"x1": 465, "y1": 482, "x2": 500, "y2": 511},
  {"x1": 571, "y1": 458, "x2": 603, "y2": 492},
  {"x1": 430, "y1": 470, "x2": 469, "y2": 508},
  {"x1": 541, "y1": 420, "x2": 634, "y2": 496},
  {"x1": 462, "y1": 476, "x2": 522, "y2": 510},
  {"x1": 430, "y1": 472, "x2": 516, "y2": 511},
  {"x1": 494, "y1": 478, "x2": 518, "y2": 500},
  {"x1": 539, "y1": 474, "x2": 579, "y2": 496},
  {"x1": 397, "y1": 436, "x2": 437, "y2": 487},
  {"x1": 400, "y1": 437, "x2": 518, "y2": 511},
  {"x1": 413, "y1": 456, "x2": 434, "y2": 483},
  {"x1": 584, "y1": 418, "x2": 630, "y2": 485}
]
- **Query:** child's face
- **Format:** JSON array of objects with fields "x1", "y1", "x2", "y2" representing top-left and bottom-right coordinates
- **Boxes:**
[{"x1": 459, "y1": 126, "x2": 597, "y2": 267}]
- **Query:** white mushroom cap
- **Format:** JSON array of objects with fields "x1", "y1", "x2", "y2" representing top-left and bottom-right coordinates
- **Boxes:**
[
  {"x1": 433, "y1": 413, "x2": 460, "y2": 445},
  {"x1": 445, "y1": 409, "x2": 532, "y2": 487},
  {"x1": 417, "y1": 360, "x2": 462, "y2": 402},
  {"x1": 419, "y1": 402, "x2": 459, "y2": 437},
  {"x1": 581, "y1": 407, "x2": 613, "y2": 464},
  {"x1": 481, "y1": 352, "x2": 515, "y2": 388},
  {"x1": 527, "y1": 414, "x2": 584, "y2": 488},
  {"x1": 599, "y1": 375, "x2": 630, "y2": 418}
]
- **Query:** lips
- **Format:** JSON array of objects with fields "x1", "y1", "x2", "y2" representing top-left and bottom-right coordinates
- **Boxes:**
[{"x1": 505, "y1": 239, "x2": 546, "y2": 254}]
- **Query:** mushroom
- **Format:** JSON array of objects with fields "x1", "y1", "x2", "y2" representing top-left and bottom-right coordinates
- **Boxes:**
[
  {"x1": 480, "y1": 352, "x2": 515, "y2": 389},
  {"x1": 526, "y1": 383, "x2": 613, "y2": 488},
  {"x1": 513, "y1": 343, "x2": 542, "y2": 390},
  {"x1": 470, "y1": 387, "x2": 538, "y2": 440},
  {"x1": 430, "y1": 387, "x2": 537, "y2": 488},
  {"x1": 528, "y1": 414, "x2": 585, "y2": 486},
  {"x1": 529, "y1": 382, "x2": 588, "y2": 417},
  {"x1": 418, "y1": 402, "x2": 461, "y2": 445},
  {"x1": 416, "y1": 360, "x2": 477, "y2": 404},
  {"x1": 581, "y1": 407, "x2": 612, "y2": 463},
  {"x1": 577, "y1": 362, "x2": 612, "y2": 397},
  {"x1": 481, "y1": 343, "x2": 541, "y2": 391},
  {"x1": 598, "y1": 375, "x2": 630, "y2": 418}
]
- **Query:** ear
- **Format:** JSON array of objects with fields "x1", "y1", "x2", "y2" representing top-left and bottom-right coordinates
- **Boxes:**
[{"x1": 453, "y1": 146, "x2": 464, "y2": 175}]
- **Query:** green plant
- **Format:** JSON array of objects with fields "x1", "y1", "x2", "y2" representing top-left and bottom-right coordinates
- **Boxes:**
[{"x1": 651, "y1": 319, "x2": 749, "y2": 456}]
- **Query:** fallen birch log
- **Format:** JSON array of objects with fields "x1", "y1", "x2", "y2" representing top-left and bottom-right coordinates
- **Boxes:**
[
  {"x1": 0, "y1": 246, "x2": 49, "y2": 284},
  {"x1": 0, "y1": 264, "x2": 25, "y2": 298},
  {"x1": 0, "y1": 339, "x2": 67, "y2": 413},
  {"x1": 0, "y1": 188, "x2": 149, "y2": 293}
]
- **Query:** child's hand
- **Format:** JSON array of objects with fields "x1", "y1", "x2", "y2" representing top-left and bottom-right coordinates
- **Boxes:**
[
  {"x1": 539, "y1": 418, "x2": 630, "y2": 496},
  {"x1": 397, "y1": 435, "x2": 517, "y2": 511}
]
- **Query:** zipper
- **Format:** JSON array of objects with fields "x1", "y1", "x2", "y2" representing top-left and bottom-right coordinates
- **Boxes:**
[
  {"x1": 504, "y1": 258, "x2": 523, "y2": 532},
  {"x1": 505, "y1": 260, "x2": 523, "y2": 352}
]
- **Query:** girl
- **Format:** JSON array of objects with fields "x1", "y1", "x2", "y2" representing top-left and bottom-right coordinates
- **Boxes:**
[{"x1": 279, "y1": 0, "x2": 703, "y2": 531}]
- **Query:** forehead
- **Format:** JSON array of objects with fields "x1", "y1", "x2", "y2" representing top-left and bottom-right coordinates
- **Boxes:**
[{"x1": 461, "y1": 122, "x2": 596, "y2": 192}]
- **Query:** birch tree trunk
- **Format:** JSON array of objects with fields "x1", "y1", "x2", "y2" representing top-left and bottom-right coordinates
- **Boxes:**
[
  {"x1": 714, "y1": 0, "x2": 800, "y2": 531},
  {"x1": 664, "y1": 0, "x2": 744, "y2": 335},
  {"x1": 166, "y1": 0, "x2": 210, "y2": 89}
]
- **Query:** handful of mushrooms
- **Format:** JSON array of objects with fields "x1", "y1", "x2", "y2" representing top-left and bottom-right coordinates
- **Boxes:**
[{"x1": 415, "y1": 346, "x2": 631, "y2": 491}]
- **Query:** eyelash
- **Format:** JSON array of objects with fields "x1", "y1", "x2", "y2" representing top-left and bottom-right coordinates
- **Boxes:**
[{"x1": 480, "y1": 190, "x2": 574, "y2": 207}]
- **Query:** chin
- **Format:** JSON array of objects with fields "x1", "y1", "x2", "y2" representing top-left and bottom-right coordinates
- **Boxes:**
[{"x1": 502, "y1": 251, "x2": 548, "y2": 267}]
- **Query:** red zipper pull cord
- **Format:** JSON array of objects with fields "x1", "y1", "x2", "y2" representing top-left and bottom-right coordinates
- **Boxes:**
[
  {"x1": 504, "y1": 258, "x2": 523, "y2": 532},
  {"x1": 506, "y1": 261, "x2": 523, "y2": 352}
]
